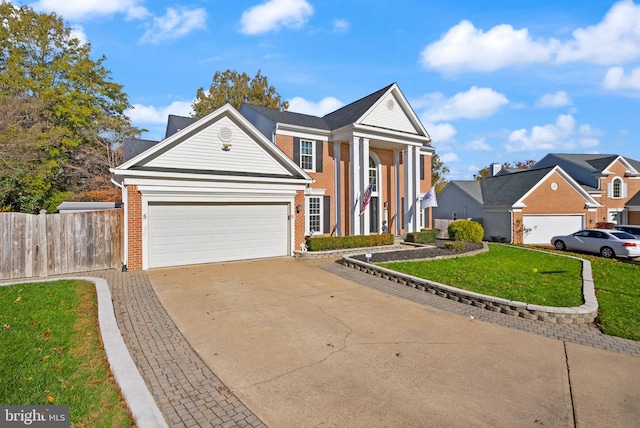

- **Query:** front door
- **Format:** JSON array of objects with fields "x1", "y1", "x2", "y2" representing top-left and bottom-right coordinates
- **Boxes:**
[{"x1": 370, "y1": 196, "x2": 379, "y2": 233}]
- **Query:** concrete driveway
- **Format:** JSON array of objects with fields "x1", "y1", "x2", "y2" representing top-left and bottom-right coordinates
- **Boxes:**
[{"x1": 148, "y1": 258, "x2": 640, "y2": 427}]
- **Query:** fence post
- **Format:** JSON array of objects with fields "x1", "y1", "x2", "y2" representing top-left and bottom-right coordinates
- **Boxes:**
[{"x1": 38, "y1": 210, "x2": 48, "y2": 277}]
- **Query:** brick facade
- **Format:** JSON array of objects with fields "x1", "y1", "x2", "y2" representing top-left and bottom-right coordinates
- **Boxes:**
[
  {"x1": 595, "y1": 160, "x2": 640, "y2": 224},
  {"x1": 127, "y1": 185, "x2": 142, "y2": 270}
]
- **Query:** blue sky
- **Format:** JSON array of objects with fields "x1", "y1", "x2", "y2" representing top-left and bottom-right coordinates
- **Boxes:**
[{"x1": 15, "y1": 0, "x2": 640, "y2": 180}]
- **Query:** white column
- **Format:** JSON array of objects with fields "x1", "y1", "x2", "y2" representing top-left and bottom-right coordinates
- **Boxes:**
[
  {"x1": 403, "y1": 145, "x2": 414, "y2": 233},
  {"x1": 361, "y1": 138, "x2": 370, "y2": 235},
  {"x1": 349, "y1": 136, "x2": 361, "y2": 235},
  {"x1": 413, "y1": 147, "x2": 422, "y2": 232},
  {"x1": 394, "y1": 150, "x2": 401, "y2": 236},
  {"x1": 333, "y1": 141, "x2": 342, "y2": 236}
]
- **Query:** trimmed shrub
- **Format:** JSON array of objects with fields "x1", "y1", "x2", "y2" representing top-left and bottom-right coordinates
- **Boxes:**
[
  {"x1": 405, "y1": 229, "x2": 438, "y2": 244},
  {"x1": 447, "y1": 220, "x2": 484, "y2": 242},
  {"x1": 444, "y1": 241, "x2": 465, "y2": 252},
  {"x1": 306, "y1": 234, "x2": 394, "y2": 251}
]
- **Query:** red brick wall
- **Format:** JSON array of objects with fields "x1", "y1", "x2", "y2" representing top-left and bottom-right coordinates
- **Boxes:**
[
  {"x1": 597, "y1": 161, "x2": 640, "y2": 223},
  {"x1": 127, "y1": 185, "x2": 142, "y2": 270}
]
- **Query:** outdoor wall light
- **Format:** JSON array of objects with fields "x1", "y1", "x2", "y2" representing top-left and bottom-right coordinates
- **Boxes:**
[
  {"x1": 222, "y1": 143, "x2": 232, "y2": 151},
  {"x1": 296, "y1": 204, "x2": 302, "y2": 213}
]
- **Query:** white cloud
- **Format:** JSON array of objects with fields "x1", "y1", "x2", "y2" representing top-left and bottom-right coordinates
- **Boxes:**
[
  {"x1": 419, "y1": 87, "x2": 508, "y2": 122},
  {"x1": 126, "y1": 100, "x2": 193, "y2": 124},
  {"x1": 287, "y1": 96, "x2": 344, "y2": 116},
  {"x1": 424, "y1": 122, "x2": 457, "y2": 146},
  {"x1": 69, "y1": 24, "x2": 87, "y2": 44},
  {"x1": 465, "y1": 138, "x2": 491, "y2": 151},
  {"x1": 29, "y1": 0, "x2": 149, "y2": 20},
  {"x1": 240, "y1": 0, "x2": 314, "y2": 35},
  {"x1": 603, "y1": 66, "x2": 640, "y2": 90},
  {"x1": 555, "y1": 0, "x2": 640, "y2": 64},
  {"x1": 536, "y1": 91, "x2": 572, "y2": 108},
  {"x1": 420, "y1": 20, "x2": 554, "y2": 73},
  {"x1": 506, "y1": 114, "x2": 600, "y2": 152},
  {"x1": 420, "y1": 1, "x2": 640, "y2": 73},
  {"x1": 440, "y1": 152, "x2": 460, "y2": 163},
  {"x1": 332, "y1": 19, "x2": 350, "y2": 33},
  {"x1": 140, "y1": 7, "x2": 207, "y2": 44}
]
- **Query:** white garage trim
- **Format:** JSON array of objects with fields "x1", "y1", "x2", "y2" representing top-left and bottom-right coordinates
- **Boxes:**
[
  {"x1": 147, "y1": 203, "x2": 290, "y2": 268},
  {"x1": 523, "y1": 215, "x2": 584, "y2": 245}
]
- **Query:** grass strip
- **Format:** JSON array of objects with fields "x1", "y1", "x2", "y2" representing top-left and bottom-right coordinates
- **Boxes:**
[
  {"x1": 380, "y1": 244, "x2": 583, "y2": 308},
  {"x1": 0, "y1": 280, "x2": 133, "y2": 427}
]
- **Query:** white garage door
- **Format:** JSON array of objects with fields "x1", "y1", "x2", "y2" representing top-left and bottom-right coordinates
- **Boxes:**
[
  {"x1": 148, "y1": 203, "x2": 289, "y2": 268},
  {"x1": 523, "y1": 215, "x2": 583, "y2": 245}
]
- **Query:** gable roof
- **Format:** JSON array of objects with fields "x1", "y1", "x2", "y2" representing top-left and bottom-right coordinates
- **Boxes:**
[
  {"x1": 113, "y1": 104, "x2": 312, "y2": 183},
  {"x1": 535, "y1": 153, "x2": 640, "y2": 175},
  {"x1": 239, "y1": 83, "x2": 430, "y2": 141},
  {"x1": 627, "y1": 190, "x2": 640, "y2": 207},
  {"x1": 445, "y1": 166, "x2": 599, "y2": 209},
  {"x1": 481, "y1": 167, "x2": 556, "y2": 206},
  {"x1": 323, "y1": 84, "x2": 394, "y2": 129}
]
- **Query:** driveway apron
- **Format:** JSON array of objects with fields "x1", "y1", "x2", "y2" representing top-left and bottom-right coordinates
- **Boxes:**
[{"x1": 147, "y1": 258, "x2": 640, "y2": 427}]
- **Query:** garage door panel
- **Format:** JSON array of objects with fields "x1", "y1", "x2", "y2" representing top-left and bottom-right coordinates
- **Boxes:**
[
  {"x1": 148, "y1": 203, "x2": 289, "y2": 268},
  {"x1": 523, "y1": 215, "x2": 583, "y2": 245}
]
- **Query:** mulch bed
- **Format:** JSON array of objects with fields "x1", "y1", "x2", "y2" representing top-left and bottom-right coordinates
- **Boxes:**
[{"x1": 349, "y1": 241, "x2": 484, "y2": 263}]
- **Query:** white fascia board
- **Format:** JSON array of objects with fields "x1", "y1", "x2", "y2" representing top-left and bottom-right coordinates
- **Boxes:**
[
  {"x1": 333, "y1": 124, "x2": 428, "y2": 146},
  {"x1": 603, "y1": 155, "x2": 638, "y2": 175},
  {"x1": 115, "y1": 169, "x2": 312, "y2": 186},
  {"x1": 275, "y1": 125, "x2": 331, "y2": 141}
]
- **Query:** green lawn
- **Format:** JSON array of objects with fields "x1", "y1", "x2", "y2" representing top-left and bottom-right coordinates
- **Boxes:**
[
  {"x1": 381, "y1": 244, "x2": 640, "y2": 341},
  {"x1": 0, "y1": 280, "x2": 133, "y2": 427}
]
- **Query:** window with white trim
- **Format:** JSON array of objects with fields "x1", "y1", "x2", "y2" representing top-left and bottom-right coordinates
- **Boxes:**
[
  {"x1": 300, "y1": 139, "x2": 314, "y2": 171},
  {"x1": 306, "y1": 196, "x2": 322, "y2": 235},
  {"x1": 612, "y1": 177, "x2": 622, "y2": 198}
]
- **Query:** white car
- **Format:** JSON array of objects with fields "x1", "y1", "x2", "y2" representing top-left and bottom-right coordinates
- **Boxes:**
[{"x1": 551, "y1": 229, "x2": 640, "y2": 259}]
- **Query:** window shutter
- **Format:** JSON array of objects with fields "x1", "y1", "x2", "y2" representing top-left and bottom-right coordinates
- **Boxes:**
[
  {"x1": 316, "y1": 141, "x2": 323, "y2": 172},
  {"x1": 293, "y1": 138, "x2": 300, "y2": 166},
  {"x1": 607, "y1": 182, "x2": 613, "y2": 197},
  {"x1": 323, "y1": 196, "x2": 330, "y2": 234},
  {"x1": 420, "y1": 155, "x2": 425, "y2": 180},
  {"x1": 623, "y1": 182, "x2": 628, "y2": 198}
]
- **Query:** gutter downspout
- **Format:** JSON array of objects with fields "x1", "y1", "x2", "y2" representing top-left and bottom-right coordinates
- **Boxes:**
[{"x1": 110, "y1": 172, "x2": 128, "y2": 270}]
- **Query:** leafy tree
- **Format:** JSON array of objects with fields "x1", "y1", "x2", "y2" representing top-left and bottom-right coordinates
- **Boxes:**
[
  {"x1": 192, "y1": 69, "x2": 288, "y2": 117},
  {"x1": 0, "y1": 3, "x2": 138, "y2": 212},
  {"x1": 475, "y1": 159, "x2": 535, "y2": 180},
  {"x1": 431, "y1": 153, "x2": 450, "y2": 193}
]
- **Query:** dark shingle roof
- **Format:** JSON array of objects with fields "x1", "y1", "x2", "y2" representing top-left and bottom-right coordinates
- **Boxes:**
[
  {"x1": 240, "y1": 104, "x2": 331, "y2": 130},
  {"x1": 627, "y1": 190, "x2": 640, "y2": 207},
  {"x1": 537, "y1": 153, "x2": 640, "y2": 173},
  {"x1": 323, "y1": 83, "x2": 394, "y2": 129},
  {"x1": 240, "y1": 83, "x2": 395, "y2": 132},
  {"x1": 165, "y1": 115, "x2": 197, "y2": 138},
  {"x1": 123, "y1": 138, "x2": 161, "y2": 162},
  {"x1": 480, "y1": 167, "x2": 555, "y2": 206}
]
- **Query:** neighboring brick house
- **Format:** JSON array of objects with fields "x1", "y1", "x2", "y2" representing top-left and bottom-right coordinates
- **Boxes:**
[
  {"x1": 433, "y1": 165, "x2": 600, "y2": 244},
  {"x1": 111, "y1": 83, "x2": 434, "y2": 270},
  {"x1": 533, "y1": 154, "x2": 640, "y2": 225}
]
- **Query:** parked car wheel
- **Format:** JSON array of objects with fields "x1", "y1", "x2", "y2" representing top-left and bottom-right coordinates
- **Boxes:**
[
  {"x1": 554, "y1": 240, "x2": 566, "y2": 251},
  {"x1": 600, "y1": 246, "x2": 615, "y2": 258}
]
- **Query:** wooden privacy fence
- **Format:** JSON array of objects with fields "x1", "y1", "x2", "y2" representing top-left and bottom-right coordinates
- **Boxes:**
[{"x1": 0, "y1": 209, "x2": 123, "y2": 280}]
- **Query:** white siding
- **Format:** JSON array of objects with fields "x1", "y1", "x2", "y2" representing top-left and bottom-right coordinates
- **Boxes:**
[
  {"x1": 360, "y1": 93, "x2": 418, "y2": 134},
  {"x1": 146, "y1": 116, "x2": 290, "y2": 176}
]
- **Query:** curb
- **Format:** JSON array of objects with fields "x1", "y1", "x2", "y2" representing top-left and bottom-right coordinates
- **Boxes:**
[
  {"x1": 0, "y1": 277, "x2": 168, "y2": 428},
  {"x1": 341, "y1": 243, "x2": 598, "y2": 324}
]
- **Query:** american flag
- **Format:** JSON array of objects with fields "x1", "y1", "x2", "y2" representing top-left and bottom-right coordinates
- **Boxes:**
[{"x1": 359, "y1": 181, "x2": 375, "y2": 216}]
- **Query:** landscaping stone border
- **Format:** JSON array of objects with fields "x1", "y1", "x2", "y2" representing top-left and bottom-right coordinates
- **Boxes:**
[
  {"x1": 340, "y1": 243, "x2": 599, "y2": 325},
  {"x1": 294, "y1": 244, "x2": 404, "y2": 259}
]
